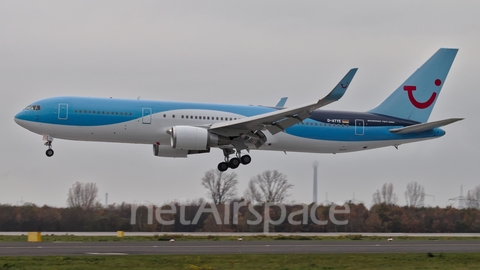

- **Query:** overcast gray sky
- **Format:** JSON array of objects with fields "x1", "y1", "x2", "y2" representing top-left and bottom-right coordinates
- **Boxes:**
[{"x1": 1, "y1": 1, "x2": 479, "y2": 208}]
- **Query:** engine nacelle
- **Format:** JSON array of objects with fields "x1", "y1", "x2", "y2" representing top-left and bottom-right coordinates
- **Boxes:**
[
  {"x1": 153, "y1": 144, "x2": 188, "y2": 158},
  {"x1": 152, "y1": 144, "x2": 211, "y2": 158},
  {"x1": 169, "y1": 126, "x2": 230, "y2": 150}
]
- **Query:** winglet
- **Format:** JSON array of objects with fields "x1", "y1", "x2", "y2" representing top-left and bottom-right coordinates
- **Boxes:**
[
  {"x1": 275, "y1": 97, "x2": 288, "y2": 108},
  {"x1": 319, "y1": 68, "x2": 358, "y2": 104}
]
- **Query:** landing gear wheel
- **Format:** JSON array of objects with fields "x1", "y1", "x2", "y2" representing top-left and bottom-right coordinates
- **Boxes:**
[
  {"x1": 229, "y1": 158, "x2": 240, "y2": 169},
  {"x1": 46, "y1": 149, "x2": 54, "y2": 157},
  {"x1": 218, "y1": 162, "x2": 229, "y2": 172},
  {"x1": 240, "y1": 155, "x2": 251, "y2": 165}
]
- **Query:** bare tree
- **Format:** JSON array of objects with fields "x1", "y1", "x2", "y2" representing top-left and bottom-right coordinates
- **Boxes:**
[
  {"x1": 67, "y1": 182, "x2": 99, "y2": 210},
  {"x1": 244, "y1": 179, "x2": 262, "y2": 202},
  {"x1": 405, "y1": 181, "x2": 425, "y2": 207},
  {"x1": 201, "y1": 169, "x2": 238, "y2": 204},
  {"x1": 467, "y1": 186, "x2": 480, "y2": 209},
  {"x1": 244, "y1": 170, "x2": 293, "y2": 203},
  {"x1": 372, "y1": 183, "x2": 398, "y2": 206}
]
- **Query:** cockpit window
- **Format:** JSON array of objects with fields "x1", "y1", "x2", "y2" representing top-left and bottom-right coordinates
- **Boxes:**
[{"x1": 24, "y1": 105, "x2": 41, "y2": 111}]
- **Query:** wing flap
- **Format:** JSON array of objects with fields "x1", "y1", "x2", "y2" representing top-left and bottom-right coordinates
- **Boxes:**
[{"x1": 389, "y1": 118, "x2": 463, "y2": 134}]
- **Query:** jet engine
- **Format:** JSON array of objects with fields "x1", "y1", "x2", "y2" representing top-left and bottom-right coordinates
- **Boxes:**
[{"x1": 168, "y1": 126, "x2": 230, "y2": 150}]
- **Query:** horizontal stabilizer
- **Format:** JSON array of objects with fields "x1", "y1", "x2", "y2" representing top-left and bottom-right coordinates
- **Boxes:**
[{"x1": 389, "y1": 118, "x2": 464, "y2": 134}]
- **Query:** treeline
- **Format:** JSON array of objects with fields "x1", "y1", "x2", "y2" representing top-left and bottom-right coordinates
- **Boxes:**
[{"x1": 1, "y1": 201, "x2": 480, "y2": 233}]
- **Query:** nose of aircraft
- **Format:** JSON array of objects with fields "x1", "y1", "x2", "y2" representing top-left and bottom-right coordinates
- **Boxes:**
[{"x1": 14, "y1": 111, "x2": 25, "y2": 126}]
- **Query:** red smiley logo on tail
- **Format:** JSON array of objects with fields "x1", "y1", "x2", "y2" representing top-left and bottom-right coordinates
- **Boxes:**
[{"x1": 403, "y1": 79, "x2": 441, "y2": 109}]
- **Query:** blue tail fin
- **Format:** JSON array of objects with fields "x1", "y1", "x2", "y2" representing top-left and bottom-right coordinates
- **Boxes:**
[{"x1": 369, "y1": 48, "x2": 458, "y2": 123}]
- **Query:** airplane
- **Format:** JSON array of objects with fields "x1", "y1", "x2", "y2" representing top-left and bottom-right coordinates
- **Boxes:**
[{"x1": 14, "y1": 48, "x2": 463, "y2": 172}]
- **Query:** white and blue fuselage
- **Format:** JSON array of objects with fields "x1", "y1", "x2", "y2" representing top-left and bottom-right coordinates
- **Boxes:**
[
  {"x1": 14, "y1": 96, "x2": 443, "y2": 153},
  {"x1": 13, "y1": 48, "x2": 462, "y2": 171}
]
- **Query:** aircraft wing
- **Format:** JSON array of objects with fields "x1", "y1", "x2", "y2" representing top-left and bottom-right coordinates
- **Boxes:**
[
  {"x1": 209, "y1": 68, "x2": 358, "y2": 145},
  {"x1": 389, "y1": 118, "x2": 464, "y2": 134}
]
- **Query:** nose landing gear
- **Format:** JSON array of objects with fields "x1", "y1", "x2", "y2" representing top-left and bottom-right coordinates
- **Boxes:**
[
  {"x1": 45, "y1": 147, "x2": 54, "y2": 157},
  {"x1": 43, "y1": 135, "x2": 54, "y2": 157}
]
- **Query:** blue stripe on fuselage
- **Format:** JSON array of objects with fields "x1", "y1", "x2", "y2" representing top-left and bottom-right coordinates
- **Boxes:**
[
  {"x1": 285, "y1": 123, "x2": 444, "y2": 141},
  {"x1": 17, "y1": 96, "x2": 275, "y2": 126},
  {"x1": 16, "y1": 96, "x2": 445, "y2": 142}
]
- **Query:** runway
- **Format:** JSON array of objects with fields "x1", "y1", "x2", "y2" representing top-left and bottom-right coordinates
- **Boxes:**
[
  {"x1": 1, "y1": 240, "x2": 480, "y2": 256},
  {"x1": 2, "y1": 232, "x2": 480, "y2": 237}
]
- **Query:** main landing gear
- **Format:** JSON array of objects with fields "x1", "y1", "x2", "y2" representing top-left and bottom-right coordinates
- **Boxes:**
[
  {"x1": 217, "y1": 150, "x2": 251, "y2": 172},
  {"x1": 43, "y1": 135, "x2": 54, "y2": 157}
]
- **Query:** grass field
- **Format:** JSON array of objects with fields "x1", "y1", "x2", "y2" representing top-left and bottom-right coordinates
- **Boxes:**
[
  {"x1": 1, "y1": 234, "x2": 480, "y2": 242},
  {"x1": 1, "y1": 253, "x2": 480, "y2": 269}
]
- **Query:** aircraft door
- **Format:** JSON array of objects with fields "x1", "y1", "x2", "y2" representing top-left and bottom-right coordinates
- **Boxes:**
[
  {"x1": 355, "y1": 119, "x2": 364, "y2": 135},
  {"x1": 142, "y1": 108, "x2": 152, "y2": 124},
  {"x1": 58, "y1": 103, "x2": 68, "y2": 120}
]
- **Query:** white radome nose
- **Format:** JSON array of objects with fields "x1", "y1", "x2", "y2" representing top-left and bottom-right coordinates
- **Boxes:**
[
  {"x1": 14, "y1": 112, "x2": 21, "y2": 125},
  {"x1": 14, "y1": 111, "x2": 28, "y2": 128}
]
